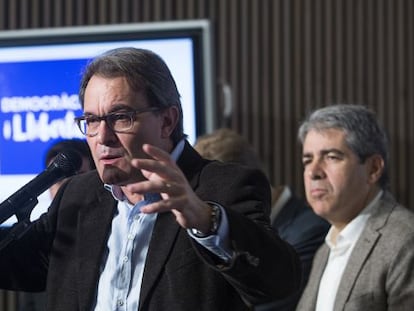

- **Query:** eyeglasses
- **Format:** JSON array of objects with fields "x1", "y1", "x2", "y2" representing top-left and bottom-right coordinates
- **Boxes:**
[{"x1": 74, "y1": 107, "x2": 160, "y2": 137}]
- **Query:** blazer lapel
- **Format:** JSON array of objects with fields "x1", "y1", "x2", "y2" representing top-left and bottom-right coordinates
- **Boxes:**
[
  {"x1": 77, "y1": 187, "x2": 116, "y2": 310},
  {"x1": 334, "y1": 192, "x2": 396, "y2": 310},
  {"x1": 138, "y1": 212, "x2": 181, "y2": 308},
  {"x1": 138, "y1": 142, "x2": 206, "y2": 308},
  {"x1": 176, "y1": 141, "x2": 207, "y2": 189},
  {"x1": 333, "y1": 227, "x2": 380, "y2": 310},
  {"x1": 298, "y1": 245, "x2": 330, "y2": 310},
  {"x1": 273, "y1": 197, "x2": 296, "y2": 229}
]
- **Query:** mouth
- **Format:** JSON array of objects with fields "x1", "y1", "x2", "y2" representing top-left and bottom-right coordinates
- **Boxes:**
[
  {"x1": 310, "y1": 188, "x2": 328, "y2": 198},
  {"x1": 99, "y1": 153, "x2": 123, "y2": 165}
]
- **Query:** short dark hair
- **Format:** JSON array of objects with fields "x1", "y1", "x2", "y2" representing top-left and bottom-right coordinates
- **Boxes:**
[{"x1": 79, "y1": 47, "x2": 186, "y2": 144}]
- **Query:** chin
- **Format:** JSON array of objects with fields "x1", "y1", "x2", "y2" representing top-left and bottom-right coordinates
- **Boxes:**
[
  {"x1": 99, "y1": 166, "x2": 145, "y2": 186},
  {"x1": 99, "y1": 167, "x2": 127, "y2": 185},
  {"x1": 309, "y1": 202, "x2": 330, "y2": 217}
]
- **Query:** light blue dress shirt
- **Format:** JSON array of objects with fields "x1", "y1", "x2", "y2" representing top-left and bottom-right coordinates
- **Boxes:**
[
  {"x1": 93, "y1": 140, "x2": 232, "y2": 311},
  {"x1": 93, "y1": 193, "x2": 159, "y2": 311}
]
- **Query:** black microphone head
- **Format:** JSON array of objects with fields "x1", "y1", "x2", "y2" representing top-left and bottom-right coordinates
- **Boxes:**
[{"x1": 52, "y1": 149, "x2": 83, "y2": 177}]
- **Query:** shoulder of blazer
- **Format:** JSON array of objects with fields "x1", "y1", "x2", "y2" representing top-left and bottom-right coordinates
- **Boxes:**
[
  {"x1": 368, "y1": 191, "x2": 414, "y2": 234},
  {"x1": 177, "y1": 141, "x2": 211, "y2": 178}
]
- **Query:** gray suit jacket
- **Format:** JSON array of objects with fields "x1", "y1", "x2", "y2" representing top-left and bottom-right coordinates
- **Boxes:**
[{"x1": 296, "y1": 191, "x2": 414, "y2": 311}]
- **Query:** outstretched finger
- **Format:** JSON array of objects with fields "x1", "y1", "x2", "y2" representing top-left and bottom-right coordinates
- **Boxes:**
[{"x1": 142, "y1": 144, "x2": 173, "y2": 163}]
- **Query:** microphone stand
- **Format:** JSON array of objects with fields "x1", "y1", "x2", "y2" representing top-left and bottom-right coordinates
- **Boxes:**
[{"x1": 0, "y1": 199, "x2": 37, "y2": 251}]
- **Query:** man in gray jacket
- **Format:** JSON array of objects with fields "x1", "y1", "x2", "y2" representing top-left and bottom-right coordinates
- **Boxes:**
[{"x1": 296, "y1": 104, "x2": 414, "y2": 311}]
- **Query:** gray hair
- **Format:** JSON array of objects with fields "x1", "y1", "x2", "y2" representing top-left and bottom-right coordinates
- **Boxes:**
[
  {"x1": 298, "y1": 104, "x2": 389, "y2": 189},
  {"x1": 79, "y1": 47, "x2": 186, "y2": 144}
]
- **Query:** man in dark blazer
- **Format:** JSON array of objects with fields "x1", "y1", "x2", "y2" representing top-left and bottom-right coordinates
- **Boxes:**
[
  {"x1": 296, "y1": 104, "x2": 414, "y2": 310},
  {"x1": 0, "y1": 48, "x2": 301, "y2": 310}
]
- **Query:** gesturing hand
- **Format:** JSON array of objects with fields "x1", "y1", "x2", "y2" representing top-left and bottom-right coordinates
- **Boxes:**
[{"x1": 125, "y1": 144, "x2": 212, "y2": 232}]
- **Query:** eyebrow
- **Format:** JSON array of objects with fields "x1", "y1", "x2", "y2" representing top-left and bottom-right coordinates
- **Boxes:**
[
  {"x1": 321, "y1": 148, "x2": 345, "y2": 156},
  {"x1": 83, "y1": 103, "x2": 135, "y2": 116},
  {"x1": 109, "y1": 103, "x2": 135, "y2": 112},
  {"x1": 302, "y1": 148, "x2": 345, "y2": 157}
]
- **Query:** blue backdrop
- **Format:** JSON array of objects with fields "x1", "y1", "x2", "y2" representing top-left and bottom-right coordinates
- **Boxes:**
[{"x1": 0, "y1": 59, "x2": 89, "y2": 174}]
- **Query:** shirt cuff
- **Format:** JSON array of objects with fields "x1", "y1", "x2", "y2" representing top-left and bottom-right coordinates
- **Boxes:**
[{"x1": 187, "y1": 203, "x2": 233, "y2": 262}]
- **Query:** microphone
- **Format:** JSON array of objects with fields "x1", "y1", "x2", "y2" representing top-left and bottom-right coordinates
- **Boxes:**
[{"x1": 0, "y1": 150, "x2": 82, "y2": 224}]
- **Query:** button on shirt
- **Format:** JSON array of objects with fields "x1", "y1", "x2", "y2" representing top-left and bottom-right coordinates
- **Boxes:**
[
  {"x1": 93, "y1": 140, "x2": 232, "y2": 310},
  {"x1": 315, "y1": 190, "x2": 382, "y2": 311},
  {"x1": 94, "y1": 193, "x2": 159, "y2": 311}
]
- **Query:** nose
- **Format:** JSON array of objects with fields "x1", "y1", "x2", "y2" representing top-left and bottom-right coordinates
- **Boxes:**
[
  {"x1": 96, "y1": 120, "x2": 117, "y2": 145},
  {"x1": 306, "y1": 160, "x2": 326, "y2": 180}
]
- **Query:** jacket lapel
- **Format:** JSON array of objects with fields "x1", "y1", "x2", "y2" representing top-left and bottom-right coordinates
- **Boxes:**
[
  {"x1": 73, "y1": 142, "x2": 207, "y2": 309},
  {"x1": 299, "y1": 245, "x2": 330, "y2": 310},
  {"x1": 333, "y1": 227, "x2": 380, "y2": 310},
  {"x1": 334, "y1": 192, "x2": 396, "y2": 310},
  {"x1": 138, "y1": 142, "x2": 206, "y2": 308},
  {"x1": 138, "y1": 212, "x2": 181, "y2": 307},
  {"x1": 77, "y1": 186, "x2": 116, "y2": 310},
  {"x1": 176, "y1": 141, "x2": 207, "y2": 189},
  {"x1": 272, "y1": 194, "x2": 299, "y2": 229}
]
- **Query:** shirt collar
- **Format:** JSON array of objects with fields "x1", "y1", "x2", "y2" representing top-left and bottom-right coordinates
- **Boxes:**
[{"x1": 326, "y1": 190, "x2": 383, "y2": 249}]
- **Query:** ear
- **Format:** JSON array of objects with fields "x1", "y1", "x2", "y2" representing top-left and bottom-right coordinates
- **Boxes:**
[
  {"x1": 366, "y1": 154, "x2": 384, "y2": 185},
  {"x1": 160, "y1": 106, "x2": 179, "y2": 139}
]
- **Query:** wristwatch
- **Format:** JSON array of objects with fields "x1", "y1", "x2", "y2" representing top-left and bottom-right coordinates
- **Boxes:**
[{"x1": 191, "y1": 203, "x2": 222, "y2": 238}]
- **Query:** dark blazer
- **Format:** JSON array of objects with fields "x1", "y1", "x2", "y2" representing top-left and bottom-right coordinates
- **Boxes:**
[
  {"x1": 296, "y1": 191, "x2": 414, "y2": 311},
  {"x1": 256, "y1": 190, "x2": 329, "y2": 311},
  {"x1": 273, "y1": 191, "x2": 330, "y2": 287},
  {"x1": 0, "y1": 142, "x2": 301, "y2": 311}
]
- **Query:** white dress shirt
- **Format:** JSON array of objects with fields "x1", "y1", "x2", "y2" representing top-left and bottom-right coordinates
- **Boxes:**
[{"x1": 315, "y1": 190, "x2": 382, "y2": 311}]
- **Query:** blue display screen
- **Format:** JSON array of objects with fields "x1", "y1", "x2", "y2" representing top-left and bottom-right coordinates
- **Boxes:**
[{"x1": 0, "y1": 58, "x2": 87, "y2": 174}]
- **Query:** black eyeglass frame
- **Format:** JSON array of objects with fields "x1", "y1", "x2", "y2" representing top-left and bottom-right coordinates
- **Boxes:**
[{"x1": 74, "y1": 106, "x2": 161, "y2": 137}]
